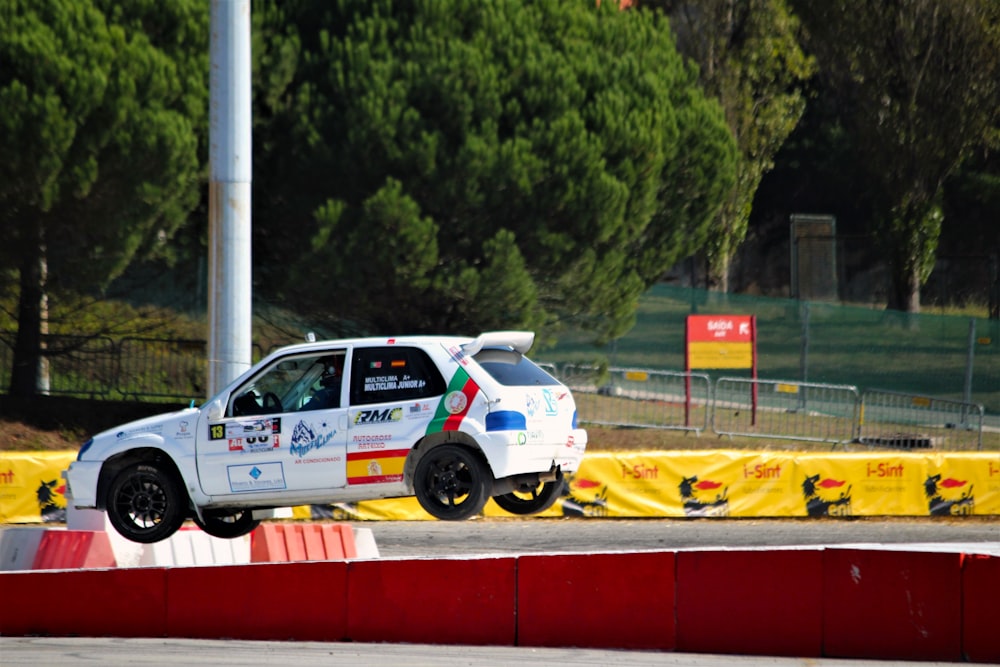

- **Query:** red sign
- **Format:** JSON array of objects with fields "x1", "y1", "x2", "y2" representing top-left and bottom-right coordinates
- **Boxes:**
[{"x1": 686, "y1": 315, "x2": 754, "y2": 343}]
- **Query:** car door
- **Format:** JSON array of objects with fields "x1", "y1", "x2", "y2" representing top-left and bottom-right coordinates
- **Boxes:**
[
  {"x1": 344, "y1": 345, "x2": 447, "y2": 487},
  {"x1": 197, "y1": 351, "x2": 349, "y2": 496}
]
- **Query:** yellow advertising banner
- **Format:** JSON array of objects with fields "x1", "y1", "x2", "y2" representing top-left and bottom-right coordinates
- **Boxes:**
[
  {"x1": 4, "y1": 450, "x2": 1000, "y2": 524},
  {"x1": 299, "y1": 451, "x2": 1000, "y2": 520},
  {"x1": 0, "y1": 451, "x2": 75, "y2": 524},
  {"x1": 550, "y1": 451, "x2": 1000, "y2": 519}
]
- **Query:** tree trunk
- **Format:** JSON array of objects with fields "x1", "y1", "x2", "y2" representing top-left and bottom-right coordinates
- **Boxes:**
[
  {"x1": 9, "y1": 229, "x2": 48, "y2": 398},
  {"x1": 887, "y1": 261, "x2": 922, "y2": 314}
]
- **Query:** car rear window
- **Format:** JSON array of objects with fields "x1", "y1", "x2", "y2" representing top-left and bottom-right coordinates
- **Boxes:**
[{"x1": 473, "y1": 348, "x2": 560, "y2": 386}]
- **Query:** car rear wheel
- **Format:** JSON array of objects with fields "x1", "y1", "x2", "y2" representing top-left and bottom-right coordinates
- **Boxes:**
[
  {"x1": 414, "y1": 444, "x2": 490, "y2": 521},
  {"x1": 493, "y1": 478, "x2": 564, "y2": 515},
  {"x1": 106, "y1": 462, "x2": 187, "y2": 543},
  {"x1": 193, "y1": 508, "x2": 261, "y2": 539}
]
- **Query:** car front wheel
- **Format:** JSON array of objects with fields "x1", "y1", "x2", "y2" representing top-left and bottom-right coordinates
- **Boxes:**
[
  {"x1": 414, "y1": 444, "x2": 490, "y2": 521},
  {"x1": 106, "y1": 462, "x2": 187, "y2": 543},
  {"x1": 193, "y1": 508, "x2": 261, "y2": 539}
]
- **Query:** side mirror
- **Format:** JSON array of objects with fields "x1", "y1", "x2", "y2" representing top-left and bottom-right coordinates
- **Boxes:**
[{"x1": 205, "y1": 398, "x2": 226, "y2": 421}]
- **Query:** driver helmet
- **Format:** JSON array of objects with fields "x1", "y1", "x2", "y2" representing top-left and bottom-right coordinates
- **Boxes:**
[{"x1": 319, "y1": 356, "x2": 343, "y2": 388}]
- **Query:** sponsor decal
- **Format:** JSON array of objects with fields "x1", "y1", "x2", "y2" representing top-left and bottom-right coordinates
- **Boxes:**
[
  {"x1": 407, "y1": 402, "x2": 432, "y2": 418},
  {"x1": 802, "y1": 474, "x2": 852, "y2": 517},
  {"x1": 227, "y1": 462, "x2": 286, "y2": 492},
  {"x1": 36, "y1": 478, "x2": 66, "y2": 523},
  {"x1": 213, "y1": 418, "x2": 281, "y2": 452},
  {"x1": 354, "y1": 407, "x2": 403, "y2": 425},
  {"x1": 425, "y1": 367, "x2": 480, "y2": 434},
  {"x1": 352, "y1": 433, "x2": 392, "y2": 450},
  {"x1": 116, "y1": 423, "x2": 163, "y2": 439},
  {"x1": 289, "y1": 420, "x2": 337, "y2": 458},
  {"x1": 742, "y1": 462, "x2": 782, "y2": 480},
  {"x1": 175, "y1": 420, "x2": 193, "y2": 440},
  {"x1": 924, "y1": 474, "x2": 975, "y2": 516},
  {"x1": 448, "y1": 345, "x2": 469, "y2": 366},
  {"x1": 541, "y1": 388, "x2": 558, "y2": 416},
  {"x1": 346, "y1": 448, "x2": 409, "y2": 485},
  {"x1": 444, "y1": 391, "x2": 468, "y2": 415},
  {"x1": 622, "y1": 461, "x2": 659, "y2": 481},
  {"x1": 294, "y1": 456, "x2": 342, "y2": 465},
  {"x1": 364, "y1": 373, "x2": 426, "y2": 392},
  {"x1": 525, "y1": 394, "x2": 539, "y2": 417},
  {"x1": 679, "y1": 475, "x2": 730, "y2": 517},
  {"x1": 560, "y1": 474, "x2": 608, "y2": 518}
]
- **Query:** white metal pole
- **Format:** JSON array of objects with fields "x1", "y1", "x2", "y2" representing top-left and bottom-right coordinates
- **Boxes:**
[{"x1": 208, "y1": 0, "x2": 253, "y2": 396}]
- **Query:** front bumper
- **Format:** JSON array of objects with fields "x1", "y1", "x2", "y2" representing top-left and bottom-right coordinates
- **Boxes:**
[{"x1": 64, "y1": 460, "x2": 103, "y2": 509}]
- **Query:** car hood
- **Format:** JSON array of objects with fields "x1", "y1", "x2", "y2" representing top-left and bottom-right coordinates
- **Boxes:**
[{"x1": 90, "y1": 407, "x2": 201, "y2": 445}]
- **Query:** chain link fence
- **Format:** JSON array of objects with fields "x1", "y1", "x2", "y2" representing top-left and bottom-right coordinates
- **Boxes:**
[{"x1": 0, "y1": 282, "x2": 996, "y2": 450}]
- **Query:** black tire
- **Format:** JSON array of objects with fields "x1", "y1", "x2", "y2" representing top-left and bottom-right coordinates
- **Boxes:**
[
  {"x1": 493, "y1": 478, "x2": 565, "y2": 515},
  {"x1": 106, "y1": 462, "x2": 187, "y2": 543},
  {"x1": 413, "y1": 444, "x2": 491, "y2": 521},
  {"x1": 193, "y1": 508, "x2": 261, "y2": 539}
]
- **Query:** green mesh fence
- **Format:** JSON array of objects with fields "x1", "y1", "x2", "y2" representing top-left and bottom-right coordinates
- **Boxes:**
[{"x1": 539, "y1": 285, "x2": 999, "y2": 417}]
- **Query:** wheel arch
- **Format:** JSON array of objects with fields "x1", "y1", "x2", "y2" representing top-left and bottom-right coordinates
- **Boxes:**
[
  {"x1": 403, "y1": 432, "x2": 493, "y2": 493},
  {"x1": 95, "y1": 447, "x2": 188, "y2": 512}
]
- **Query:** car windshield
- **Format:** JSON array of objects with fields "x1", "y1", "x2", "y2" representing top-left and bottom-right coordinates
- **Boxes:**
[{"x1": 472, "y1": 348, "x2": 559, "y2": 386}]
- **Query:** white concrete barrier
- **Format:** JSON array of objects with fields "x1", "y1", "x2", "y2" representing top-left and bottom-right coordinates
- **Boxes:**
[{"x1": 0, "y1": 527, "x2": 46, "y2": 571}]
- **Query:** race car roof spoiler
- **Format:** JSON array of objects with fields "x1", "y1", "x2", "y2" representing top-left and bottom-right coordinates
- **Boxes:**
[{"x1": 461, "y1": 331, "x2": 535, "y2": 356}]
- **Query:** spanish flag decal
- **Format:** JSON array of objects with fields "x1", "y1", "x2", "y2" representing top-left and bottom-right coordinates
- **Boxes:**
[{"x1": 347, "y1": 449, "x2": 408, "y2": 485}]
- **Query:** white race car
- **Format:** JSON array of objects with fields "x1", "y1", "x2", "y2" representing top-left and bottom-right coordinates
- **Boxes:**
[{"x1": 66, "y1": 331, "x2": 587, "y2": 543}]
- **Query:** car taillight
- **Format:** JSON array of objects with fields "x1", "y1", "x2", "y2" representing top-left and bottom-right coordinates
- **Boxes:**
[{"x1": 485, "y1": 410, "x2": 527, "y2": 431}]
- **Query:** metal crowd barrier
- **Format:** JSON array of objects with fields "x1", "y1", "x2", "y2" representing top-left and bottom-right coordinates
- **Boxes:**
[
  {"x1": 552, "y1": 363, "x2": 986, "y2": 450},
  {"x1": 0, "y1": 336, "x2": 990, "y2": 450},
  {"x1": 858, "y1": 390, "x2": 984, "y2": 451},
  {"x1": 712, "y1": 378, "x2": 860, "y2": 446},
  {"x1": 557, "y1": 364, "x2": 712, "y2": 434}
]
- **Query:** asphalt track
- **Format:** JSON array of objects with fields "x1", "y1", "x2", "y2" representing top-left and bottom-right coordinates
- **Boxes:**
[
  {"x1": 0, "y1": 637, "x2": 962, "y2": 667},
  {"x1": 4, "y1": 517, "x2": 997, "y2": 666},
  {"x1": 0, "y1": 637, "x2": 978, "y2": 667},
  {"x1": 361, "y1": 515, "x2": 1000, "y2": 558}
]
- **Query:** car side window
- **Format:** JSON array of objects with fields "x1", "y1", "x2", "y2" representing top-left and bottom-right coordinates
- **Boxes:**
[
  {"x1": 230, "y1": 352, "x2": 344, "y2": 416},
  {"x1": 349, "y1": 346, "x2": 446, "y2": 406}
]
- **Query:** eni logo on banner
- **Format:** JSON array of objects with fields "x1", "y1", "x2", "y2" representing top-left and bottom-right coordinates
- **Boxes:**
[{"x1": 685, "y1": 314, "x2": 758, "y2": 425}]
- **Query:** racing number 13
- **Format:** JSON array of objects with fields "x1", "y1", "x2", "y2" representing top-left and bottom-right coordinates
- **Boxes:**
[{"x1": 210, "y1": 424, "x2": 224, "y2": 440}]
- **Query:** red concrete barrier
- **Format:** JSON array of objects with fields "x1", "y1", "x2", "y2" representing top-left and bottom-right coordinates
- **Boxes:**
[
  {"x1": 346, "y1": 558, "x2": 516, "y2": 645},
  {"x1": 823, "y1": 548, "x2": 962, "y2": 661},
  {"x1": 166, "y1": 561, "x2": 348, "y2": 641},
  {"x1": 251, "y1": 523, "x2": 357, "y2": 562},
  {"x1": 962, "y1": 553, "x2": 1000, "y2": 663},
  {"x1": 32, "y1": 530, "x2": 116, "y2": 570},
  {"x1": 676, "y1": 549, "x2": 823, "y2": 657},
  {"x1": 0, "y1": 568, "x2": 166, "y2": 637},
  {"x1": 1, "y1": 543, "x2": 988, "y2": 659},
  {"x1": 517, "y1": 552, "x2": 676, "y2": 650}
]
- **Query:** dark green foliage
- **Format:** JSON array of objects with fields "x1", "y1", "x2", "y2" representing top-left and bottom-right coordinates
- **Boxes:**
[
  {"x1": 253, "y1": 0, "x2": 736, "y2": 342},
  {"x1": 792, "y1": 0, "x2": 1000, "y2": 312},
  {"x1": 0, "y1": 0, "x2": 208, "y2": 395}
]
